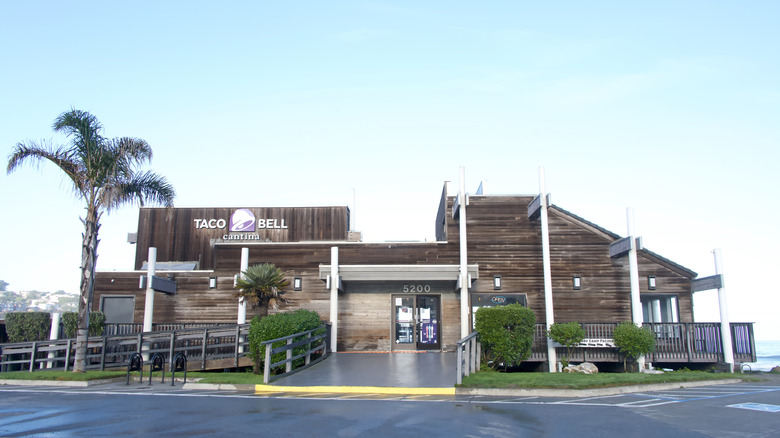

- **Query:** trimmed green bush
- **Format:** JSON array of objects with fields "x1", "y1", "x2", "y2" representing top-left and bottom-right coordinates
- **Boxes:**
[
  {"x1": 475, "y1": 304, "x2": 536, "y2": 370},
  {"x1": 5, "y1": 312, "x2": 51, "y2": 342},
  {"x1": 613, "y1": 321, "x2": 656, "y2": 372},
  {"x1": 62, "y1": 312, "x2": 106, "y2": 338},
  {"x1": 548, "y1": 321, "x2": 585, "y2": 368},
  {"x1": 247, "y1": 309, "x2": 324, "y2": 374}
]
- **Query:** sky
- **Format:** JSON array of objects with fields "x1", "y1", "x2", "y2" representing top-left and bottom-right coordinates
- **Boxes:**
[{"x1": 1, "y1": 1, "x2": 778, "y2": 341}]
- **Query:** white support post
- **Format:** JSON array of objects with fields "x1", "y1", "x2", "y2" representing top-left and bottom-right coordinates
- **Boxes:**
[
  {"x1": 237, "y1": 247, "x2": 249, "y2": 324},
  {"x1": 714, "y1": 249, "x2": 734, "y2": 372},
  {"x1": 539, "y1": 167, "x2": 557, "y2": 372},
  {"x1": 142, "y1": 247, "x2": 157, "y2": 361},
  {"x1": 143, "y1": 247, "x2": 157, "y2": 333},
  {"x1": 330, "y1": 246, "x2": 339, "y2": 352},
  {"x1": 626, "y1": 208, "x2": 645, "y2": 370},
  {"x1": 459, "y1": 167, "x2": 470, "y2": 338},
  {"x1": 47, "y1": 312, "x2": 61, "y2": 369}
]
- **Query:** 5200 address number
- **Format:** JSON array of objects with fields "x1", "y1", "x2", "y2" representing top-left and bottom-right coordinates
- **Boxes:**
[{"x1": 402, "y1": 284, "x2": 432, "y2": 293}]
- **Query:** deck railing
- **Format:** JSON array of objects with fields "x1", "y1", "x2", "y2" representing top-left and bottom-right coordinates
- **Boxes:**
[
  {"x1": 0, "y1": 324, "x2": 251, "y2": 373},
  {"x1": 531, "y1": 322, "x2": 756, "y2": 365}
]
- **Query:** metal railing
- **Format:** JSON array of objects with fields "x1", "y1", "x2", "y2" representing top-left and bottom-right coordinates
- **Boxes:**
[{"x1": 456, "y1": 331, "x2": 480, "y2": 385}]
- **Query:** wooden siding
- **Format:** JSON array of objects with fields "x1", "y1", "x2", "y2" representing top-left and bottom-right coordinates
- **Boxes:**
[
  {"x1": 444, "y1": 195, "x2": 695, "y2": 324},
  {"x1": 134, "y1": 206, "x2": 350, "y2": 270},
  {"x1": 94, "y1": 194, "x2": 697, "y2": 352}
]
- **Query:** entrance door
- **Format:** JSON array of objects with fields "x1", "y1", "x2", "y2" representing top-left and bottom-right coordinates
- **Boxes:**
[{"x1": 392, "y1": 295, "x2": 440, "y2": 351}]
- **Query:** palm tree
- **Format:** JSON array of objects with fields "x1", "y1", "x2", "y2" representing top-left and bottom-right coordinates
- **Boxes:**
[
  {"x1": 234, "y1": 263, "x2": 289, "y2": 317},
  {"x1": 7, "y1": 109, "x2": 175, "y2": 372}
]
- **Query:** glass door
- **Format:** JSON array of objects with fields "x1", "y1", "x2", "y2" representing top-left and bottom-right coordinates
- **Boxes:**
[
  {"x1": 393, "y1": 296, "x2": 416, "y2": 351},
  {"x1": 416, "y1": 295, "x2": 440, "y2": 350},
  {"x1": 391, "y1": 295, "x2": 440, "y2": 351}
]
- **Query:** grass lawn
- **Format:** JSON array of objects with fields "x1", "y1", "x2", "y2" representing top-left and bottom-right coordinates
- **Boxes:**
[
  {"x1": 0, "y1": 369, "x2": 266, "y2": 384},
  {"x1": 459, "y1": 369, "x2": 758, "y2": 389},
  {"x1": 0, "y1": 369, "x2": 762, "y2": 388}
]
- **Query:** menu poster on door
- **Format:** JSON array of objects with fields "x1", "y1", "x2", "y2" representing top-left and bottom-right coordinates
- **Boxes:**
[
  {"x1": 420, "y1": 322, "x2": 438, "y2": 344},
  {"x1": 398, "y1": 307, "x2": 413, "y2": 322},
  {"x1": 420, "y1": 308, "x2": 431, "y2": 321}
]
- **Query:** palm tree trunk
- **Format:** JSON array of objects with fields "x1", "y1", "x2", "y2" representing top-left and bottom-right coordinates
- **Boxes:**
[{"x1": 74, "y1": 208, "x2": 100, "y2": 373}]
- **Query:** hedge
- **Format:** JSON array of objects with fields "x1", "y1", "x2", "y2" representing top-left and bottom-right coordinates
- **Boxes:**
[
  {"x1": 62, "y1": 312, "x2": 106, "y2": 338},
  {"x1": 5, "y1": 312, "x2": 52, "y2": 343},
  {"x1": 247, "y1": 309, "x2": 324, "y2": 374},
  {"x1": 474, "y1": 304, "x2": 536, "y2": 370}
]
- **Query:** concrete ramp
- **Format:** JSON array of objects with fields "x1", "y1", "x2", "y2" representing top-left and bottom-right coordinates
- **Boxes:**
[{"x1": 266, "y1": 352, "x2": 456, "y2": 389}]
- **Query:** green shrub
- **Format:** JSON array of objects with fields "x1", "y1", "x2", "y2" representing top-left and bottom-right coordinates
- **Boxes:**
[
  {"x1": 474, "y1": 304, "x2": 536, "y2": 370},
  {"x1": 62, "y1": 312, "x2": 106, "y2": 338},
  {"x1": 613, "y1": 321, "x2": 656, "y2": 372},
  {"x1": 548, "y1": 321, "x2": 585, "y2": 368},
  {"x1": 5, "y1": 312, "x2": 51, "y2": 342},
  {"x1": 247, "y1": 309, "x2": 324, "y2": 375}
]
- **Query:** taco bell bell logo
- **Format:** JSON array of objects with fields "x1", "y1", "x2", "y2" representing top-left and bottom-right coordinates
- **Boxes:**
[{"x1": 230, "y1": 209, "x2": 256, "y2": 232}]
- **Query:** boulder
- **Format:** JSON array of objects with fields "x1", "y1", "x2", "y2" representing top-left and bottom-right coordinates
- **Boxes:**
[{"x1": 563, "y1": 362, "x2": 599, "y2": 374}]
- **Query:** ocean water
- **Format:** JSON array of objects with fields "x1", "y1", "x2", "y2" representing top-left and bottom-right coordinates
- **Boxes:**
[{"x1": 747, "y1": 340, "x2": 780, "y2": 372}]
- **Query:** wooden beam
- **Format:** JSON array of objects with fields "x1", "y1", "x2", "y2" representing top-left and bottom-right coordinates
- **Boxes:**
[
  {"x1": 609, "y1": 236, "x2": 633, "y2": 258},
  {"x1": 527, "y1": 195, "x2": 541, "y2": 220},
  {"x1": 691, "y1": 274, "x2": 723, "y2": 292},
  {"x1": 151, "y1": 275, "x2": 177, "y2": 294}
]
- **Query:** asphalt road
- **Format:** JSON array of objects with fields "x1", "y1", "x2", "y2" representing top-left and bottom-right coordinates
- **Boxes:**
[{"x1": 0, "y1": 377, "x2": 778, "y2": 437}]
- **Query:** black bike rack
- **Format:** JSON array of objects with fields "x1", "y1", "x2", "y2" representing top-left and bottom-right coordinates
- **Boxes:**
[
  {"x1": 170, "y1": 352, "x2": 187, "y2": 386},
  {"x1": 149, "y1": 353, "x2": 166, "y2": 385},
  {"x1": 126, "y1": 353, "x2": 143, "y2": 385}
]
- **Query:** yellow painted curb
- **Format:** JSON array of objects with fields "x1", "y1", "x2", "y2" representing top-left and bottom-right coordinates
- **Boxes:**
[{"x1": 255, "y1": 384, "x2": 455, "y2": 396}]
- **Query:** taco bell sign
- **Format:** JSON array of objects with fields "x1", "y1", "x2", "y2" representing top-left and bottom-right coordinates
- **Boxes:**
[{"x1": 193, "y1": 209, "x2": 288, "y2": 231}]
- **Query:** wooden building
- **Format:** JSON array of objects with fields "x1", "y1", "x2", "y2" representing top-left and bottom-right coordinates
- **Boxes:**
[{"x1": 94, "y1": 182, "x2": 720, "y2": 362}]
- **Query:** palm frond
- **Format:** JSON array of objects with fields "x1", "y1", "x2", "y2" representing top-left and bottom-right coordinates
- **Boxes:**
[
  {"x1": 234, "y1": 264, "x2": 290, "y2": 310},
  {"x1": 104, "y1": 170, "x2": 175, "y2": 211},
  {"x1": 6, "y1": 141, "x2": 87, "y2": 197}
]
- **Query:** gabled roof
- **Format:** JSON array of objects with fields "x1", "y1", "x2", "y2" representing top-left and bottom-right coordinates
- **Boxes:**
[{"x1": 550, "y1": 205, "x2": 698, "y2": 279}]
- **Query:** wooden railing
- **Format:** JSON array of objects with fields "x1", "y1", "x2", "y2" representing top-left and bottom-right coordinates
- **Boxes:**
[
  {"x1": 260, "y1": 324, "x2": 329, "y2": 384},
  {"x1": 530, "y1": 322, "x2": 756, "y2": 365},
  {"x1": 102, "y1": 322, "x2": 234, "y2": 336},
  {"x1": 0, "y1": 325, "x2": 252, "y2": 373},
  {"x1": 456, "y1": 331, "x2": 480, "y2": 385}
]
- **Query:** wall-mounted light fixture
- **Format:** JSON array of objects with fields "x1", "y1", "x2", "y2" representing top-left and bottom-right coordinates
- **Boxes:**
[
  {"x1": 493, "y1": 275, "x2": 502, "y2": 290},
  {"x1": 648, "y1": 275, "x2": 657, "y2": 290},
  {"x1": 573, "y1": 275, "x2": 582, "y2": 290},
  {"x1": 209, "y1": 276, "x2": 217, "y2": 289},
  {"x1": 293, "y1": 277, "x2": 302, "y2": 291}
]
